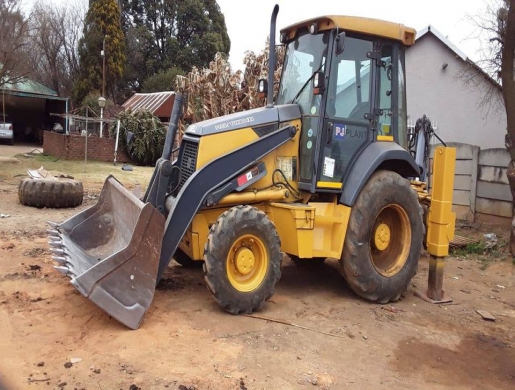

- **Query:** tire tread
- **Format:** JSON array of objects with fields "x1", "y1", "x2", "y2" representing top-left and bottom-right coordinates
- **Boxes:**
[
  {"x1": 203, "y1": 205, "x2": 282, "y2": 314},
  {"x1": 340, "y1": 170, "x2": 423, "y2": 303},
  {"x1": 18, "y1": 178, "x2": 83, "y2": 208}
]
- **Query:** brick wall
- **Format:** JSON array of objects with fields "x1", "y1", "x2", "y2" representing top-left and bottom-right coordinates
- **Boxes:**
[{"x1": 43, "y1": 131, "x2": 130, "y2": 163}]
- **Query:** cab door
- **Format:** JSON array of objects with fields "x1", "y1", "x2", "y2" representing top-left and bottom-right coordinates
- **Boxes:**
[{"x1": 317, "y1": 37, "x2": 376, "y2": 189}]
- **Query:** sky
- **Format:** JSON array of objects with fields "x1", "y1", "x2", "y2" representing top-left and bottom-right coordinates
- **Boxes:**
[
  {"x1": 216, "y1": 0, "x2": 489, "y2": 70},
  {"x1": 25, "y1": 0, "x2": 490, "y2": 71}
]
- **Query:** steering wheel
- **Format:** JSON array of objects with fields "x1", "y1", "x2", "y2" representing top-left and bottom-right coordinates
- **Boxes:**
[{"x1": 348, "y1": 101, "x2": 369, "y2": 120}]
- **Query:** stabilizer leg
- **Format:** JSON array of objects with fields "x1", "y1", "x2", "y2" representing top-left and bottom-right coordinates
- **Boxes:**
[{"x1": 415, "y1": 146, "x2": 456, "y2": 304}]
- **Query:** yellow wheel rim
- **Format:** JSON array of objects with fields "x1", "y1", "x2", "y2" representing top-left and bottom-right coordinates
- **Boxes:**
[
  {"x1": 370, "y1": 204, "x2": 411, "y2": 277},
  {"x1": 374, "y1": 223, "x2": 391, "y2": 251},
  {"x1": 226, "y1": 234, "x2": 268, "y2": 292}
]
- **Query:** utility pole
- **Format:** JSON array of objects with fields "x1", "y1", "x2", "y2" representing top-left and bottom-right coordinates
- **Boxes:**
[
  {"x1": 2, "y1": 86, "x2": 5, "y2": 124},
  {"x1": 85, "y1": 106, "x2": 89, "y2": 167},
  {"x1": 100, "y1": 36, "x2": 106, "y2": 138},
  {"x1": 102, "y1": 36, "x2": 106, "y2": 98}
]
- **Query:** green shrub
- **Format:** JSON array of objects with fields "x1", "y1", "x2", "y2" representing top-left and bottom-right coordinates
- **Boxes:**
[
  {"x1": 110, "y1": 110, "x2": 166, "y2": 166},
  {"x1": 451, "y1": 242, "x2": 486, "y2": 257}
]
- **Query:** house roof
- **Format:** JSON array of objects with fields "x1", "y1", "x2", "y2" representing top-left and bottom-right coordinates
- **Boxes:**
[
  {"x1": 1, "y1": 78, "x2": 67, "y2": 100},
  {"x1": 416, "y1": 25, "x2": 468, "y2": 61},
  {"x1": 415, "y1": 25, "x2": 501, "y2": 90},
  {"x1": 2, "y1": 79, "x2": 58, "y2": 96},
  {"x1": 122, "y1": 91, "x2": 175, "y2": 118}
]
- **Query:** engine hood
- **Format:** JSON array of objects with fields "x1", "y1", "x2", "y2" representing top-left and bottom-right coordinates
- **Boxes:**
[{"x1": 185, "y1": 104, "x2": 301, "y2": 136}]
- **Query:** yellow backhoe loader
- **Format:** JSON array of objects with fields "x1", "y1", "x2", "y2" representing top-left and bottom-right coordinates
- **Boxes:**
[{"x1": 47, "y1": 6, "x2": 456, "y2": 329}]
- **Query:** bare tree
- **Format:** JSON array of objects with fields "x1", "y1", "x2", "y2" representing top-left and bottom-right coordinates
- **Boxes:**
[
  {"x1": 499, "y1": 2, "x2": 515, "y2": 254},
  {"x1": 29, "y1": 4, "x2": 65, "y2": 94},
  {"x1": 471, "y1": 0, "x2": 515, "y2": 253},
  {"x1": 27, "y1": 1, "x2": 85, "y2": 97},
  {"x1": 0, "y1": 0, "x2": 31, "y2": 87},
  {"x1": 456, "y1": 1, "x2": 509, "y2": 119}
]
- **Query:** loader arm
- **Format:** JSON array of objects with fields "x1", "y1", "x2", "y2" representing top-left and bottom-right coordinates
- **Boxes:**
[{"x1": 157, "y1": 124, "x2": 298, "y2": 281}]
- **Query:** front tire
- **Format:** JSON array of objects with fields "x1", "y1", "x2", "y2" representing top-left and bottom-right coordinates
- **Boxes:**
[
  {"x1": 340, "y1": 170, "x2": 423, "y2": 303},
  {"x1": 203, "y1": 205, "x2": 282, "y2": 314}
]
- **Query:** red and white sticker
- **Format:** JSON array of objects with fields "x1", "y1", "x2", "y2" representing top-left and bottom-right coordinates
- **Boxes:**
[{"x1": 237, "y1": 168, "x2": 258, "y2": 186}]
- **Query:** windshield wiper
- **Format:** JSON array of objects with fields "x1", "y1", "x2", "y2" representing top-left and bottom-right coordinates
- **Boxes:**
[{"x1": 289, "y1": 63, "x2": 324, "y2": 104}]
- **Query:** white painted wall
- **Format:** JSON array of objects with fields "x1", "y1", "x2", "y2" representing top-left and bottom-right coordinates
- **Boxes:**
[{"x1": 406, "y1": 34, "x2": 507, "y2": 149}]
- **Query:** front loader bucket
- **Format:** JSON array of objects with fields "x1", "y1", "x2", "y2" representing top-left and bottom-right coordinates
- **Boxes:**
[{"x1": 48, "y1": 175, "x2": 165, "y2": 329}]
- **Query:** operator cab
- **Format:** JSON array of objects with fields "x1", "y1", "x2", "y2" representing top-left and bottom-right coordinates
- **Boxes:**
[{"x1": 276, "y1": 16, "x2": 416, "y2": 193}]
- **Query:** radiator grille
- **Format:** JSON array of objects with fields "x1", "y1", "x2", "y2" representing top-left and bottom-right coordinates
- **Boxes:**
[{"x1": 178, "y1": 140, "x2": 199, "y2": 191}]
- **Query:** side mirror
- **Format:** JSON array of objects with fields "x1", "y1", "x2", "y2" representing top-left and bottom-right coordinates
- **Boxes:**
[
  {"x1": 335, "y1": 31, "x2": 346, "y2": 55},
  {"x1": 312, "y1": 71, "x2": 325, "y2": 95},
  {"x1": 257, "y1": 78, "x2": 268, "y2": 99}
]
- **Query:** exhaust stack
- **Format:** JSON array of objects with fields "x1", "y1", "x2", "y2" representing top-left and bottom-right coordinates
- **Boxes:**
[{"x1": 267, "y1": 4, "x2": 279, "y2": 108}]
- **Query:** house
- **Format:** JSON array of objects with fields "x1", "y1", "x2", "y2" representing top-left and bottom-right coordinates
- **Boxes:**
[
  {"x1": 406, "y1": 25, "x2": 506, "y2": 149},
  {"x1": 122, "y1": 91, "x2": 176, "y2": 122},
  {"x1": 122, "y1": 91, "x2": 181, "y2": 152},
  {"x1": 407, "y1": 27, "x2": 511, "y2": 225}
]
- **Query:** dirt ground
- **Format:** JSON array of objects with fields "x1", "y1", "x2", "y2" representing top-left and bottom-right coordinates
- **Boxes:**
[
  {"x1": 0, "y1": 142, "x2": 44, "y2": 155},
  {"x1": 0, "y1": 157, "x2": 514, "y2": 390}
]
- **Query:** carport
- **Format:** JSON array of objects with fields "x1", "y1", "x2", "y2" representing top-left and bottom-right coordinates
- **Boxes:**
[{"x1": 1, "y1": 79, "x2": 68, "y2": 145}]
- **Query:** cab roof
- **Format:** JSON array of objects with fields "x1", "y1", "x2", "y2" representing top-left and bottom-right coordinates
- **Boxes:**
[{"x1": 280, "y1": 15, "x2": 416, "y2": 46}]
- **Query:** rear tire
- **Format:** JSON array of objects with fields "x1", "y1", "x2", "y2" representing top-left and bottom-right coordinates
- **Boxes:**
[
  {"x1": 173, "y1": 248, "x2": 203, "y2": 268},
  {"x1": 340, "y1": 170, "x2": 423, "y2": 303},
  {"x1": 203, "y1": 205, "x2": 282, "y2": 314},
  {"x1": 18, "y1": 178, "x2": 83, "y2": 208}
]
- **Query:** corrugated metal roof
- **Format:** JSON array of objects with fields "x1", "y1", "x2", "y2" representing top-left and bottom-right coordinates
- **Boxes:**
[
  {"x1": 2, "y1": 79, "x2": 59, "y2": 96},
  {"x1": 122, "y1": 91, "x2": 175, "y2": 118}
]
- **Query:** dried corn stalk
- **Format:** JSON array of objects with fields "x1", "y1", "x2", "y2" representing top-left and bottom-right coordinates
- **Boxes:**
[{"x1": 176, "y1": 39, "x2": 285, "y2": 136}]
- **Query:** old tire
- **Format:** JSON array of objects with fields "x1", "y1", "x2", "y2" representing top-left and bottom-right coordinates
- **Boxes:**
[
  {"x1": 203, "y1": 205, "x2": 282, "y2": 314},
  {"x1": 173, "y1": 248, "x2": 204, "y2": 268},
  {"x1": 340, "y1": 170, "x2": 423, "y2": 303},
  {"x1": 290, "y1": 255, "x2": 326, "y2": 266},
  {"x1": 18, "y1": 178, "x2": 83, "y2": 208}
]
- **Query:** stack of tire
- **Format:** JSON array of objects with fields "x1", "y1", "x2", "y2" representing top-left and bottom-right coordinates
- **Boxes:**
[{"x1": 18, "y1": 178, "x2": 84, "y2": 208}]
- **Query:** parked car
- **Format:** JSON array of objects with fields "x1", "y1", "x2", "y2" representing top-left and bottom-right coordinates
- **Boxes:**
[{"x1": 0, "y1": 120, "x2": 14, "y2": 145}]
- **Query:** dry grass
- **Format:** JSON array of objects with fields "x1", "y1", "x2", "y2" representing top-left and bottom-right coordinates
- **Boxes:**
[{"x1": 0, "y1": 153, "x2": 154, "y2": 193}]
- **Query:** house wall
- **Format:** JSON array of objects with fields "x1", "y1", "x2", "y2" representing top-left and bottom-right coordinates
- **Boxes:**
[
  {"x1": 406, "y1": 34, "x2": 507, "y2": 149},
  {"x1": 476, "y1": 148, "x2": 512, "y2": 224},
  {"x1": 43, "y1": 131, "x2": 129, "y2": 163}
]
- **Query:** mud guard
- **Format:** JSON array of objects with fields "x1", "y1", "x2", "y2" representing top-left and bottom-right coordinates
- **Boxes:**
[{"x1": 340, "y1": 142, "x2": 419, "y2": 206}]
